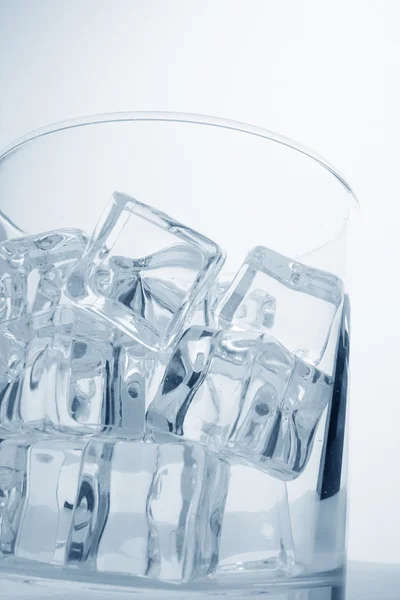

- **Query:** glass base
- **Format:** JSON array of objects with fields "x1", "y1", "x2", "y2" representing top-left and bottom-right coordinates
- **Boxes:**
[{"x1": 0, "y1": 561, "x2": 345, "y2": 599}]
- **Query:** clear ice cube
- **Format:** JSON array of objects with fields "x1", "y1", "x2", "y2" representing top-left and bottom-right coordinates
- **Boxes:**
[
  {"x1": 215, "y1": 246, "x2": 343, "y2": 365},
  {"x1": 0, "y1": 308, "x2": 113, "y2": 435},
  {"x1": 0, "y1": 307, "x2": 149, "y2": 438},
  {"x1": 218, "y1": 463, "x2": 294, "y2": 573},
  {"x1": 15, "y1": 439, "x2": 85, "y2": 565},
  {"x1": 67, "y1": 439, "x2": 229, "y2": 583},
  {"x1": 65, "y1": 193, "x2": 225, "y2": 350},
  {"x1": 147, "y1": 326, "x2": 333, "y2": 480},
  {"x1": 0, "y1": 228, "x2": 87, "y2": 324}
]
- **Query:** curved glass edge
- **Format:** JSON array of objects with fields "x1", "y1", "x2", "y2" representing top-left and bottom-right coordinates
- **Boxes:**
[
  {"x1": 0, "y1": 111, "x2": 359, "y2": 208},
  {"x1": 0, "y1": 210, "x2": 25, "y2": 239},
  {"x1": 0, "y1": 561, "x2": 344, "y2": 595}
]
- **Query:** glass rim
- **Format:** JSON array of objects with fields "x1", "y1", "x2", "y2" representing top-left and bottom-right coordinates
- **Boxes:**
[{"x1": 0, "y1": 111, "x2": 358, "y2": 206}]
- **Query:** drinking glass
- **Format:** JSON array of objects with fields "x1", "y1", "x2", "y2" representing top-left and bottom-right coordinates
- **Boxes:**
[{"x1": 0, "y1": 113, "x2": 357, "y2": 599}]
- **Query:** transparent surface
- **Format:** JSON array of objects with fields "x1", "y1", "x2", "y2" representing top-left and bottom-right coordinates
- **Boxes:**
[
  {"x1": 218, "y1": 464, "x2": 294, "y2": 573},
  {"x1": 0, "y1": 307, "x2": 117, "y2": 436},
  {"x1": 147, "y1": 326, "x2": 334, "y2": 480},
  {"x1": 0, "y1": 113, "x2": 356, "y2": 597},
  {"x1": 94, "y1": 440, "x2": 229, "y2": 583},
  {"x1": 65, "y1": 192, "x2": 224, "y2": 350},
  {"x1": 215, "y1": 245, "x2": 343, "y2": 365},
  {"x1": 3, "y1": 563, "x2": 400, "y2": 600},
  {"x1": 0, "y1": 228, "x2": 87, "y2": 323}
]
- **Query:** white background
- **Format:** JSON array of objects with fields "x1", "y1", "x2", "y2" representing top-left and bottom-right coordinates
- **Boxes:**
[{"x1": 0, "y1": 0, "x2": 398, "y2": 565}]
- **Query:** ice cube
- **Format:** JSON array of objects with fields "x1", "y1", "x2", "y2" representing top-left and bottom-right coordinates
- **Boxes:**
[
  {"x1": 215, "y1": 246, "x2": 343, "y2": 365},
  {"x1": 0, "y1": 439, "x2": 28, "y2": 555},
  {"x1": 0, "y1": 308, "x2": 115, "y2": 435},
  {"x1": 15, "y1": 439, "x2": 85, "y2": 565},
  {"x1": 67, "y1": 439, "x2": 229, "y2": 583},
  {"x1": 0, "y1": 228, "x2": 87, "y2": 324},
  {"x1": 146, "y1": 327, "x2": 260, "y2": 448},
  {"x1": 232, "y1": 340, "x2": 333, "y2": 478},
  {"x1": 218, "y1": 463, "x2": 294, "y2": 573},
  {"x1": 65, "y1": 193, "x2": 225, "y2": 350},
  {"x1": 0, "y1": 306, "x2": 149, "y2": 438},
  {"x1": 147, "y1": 326, "x2": 333, "y2": 480}
]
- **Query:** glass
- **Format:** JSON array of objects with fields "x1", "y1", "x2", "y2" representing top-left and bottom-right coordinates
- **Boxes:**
[{"x1": 0, "y1": 113, "x2": 357, "y2": 598}]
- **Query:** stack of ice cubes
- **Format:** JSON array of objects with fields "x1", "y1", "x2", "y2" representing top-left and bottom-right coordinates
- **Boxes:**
[{"x1": 0, "y1": 192, "x2": 343, "y2": 584}]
